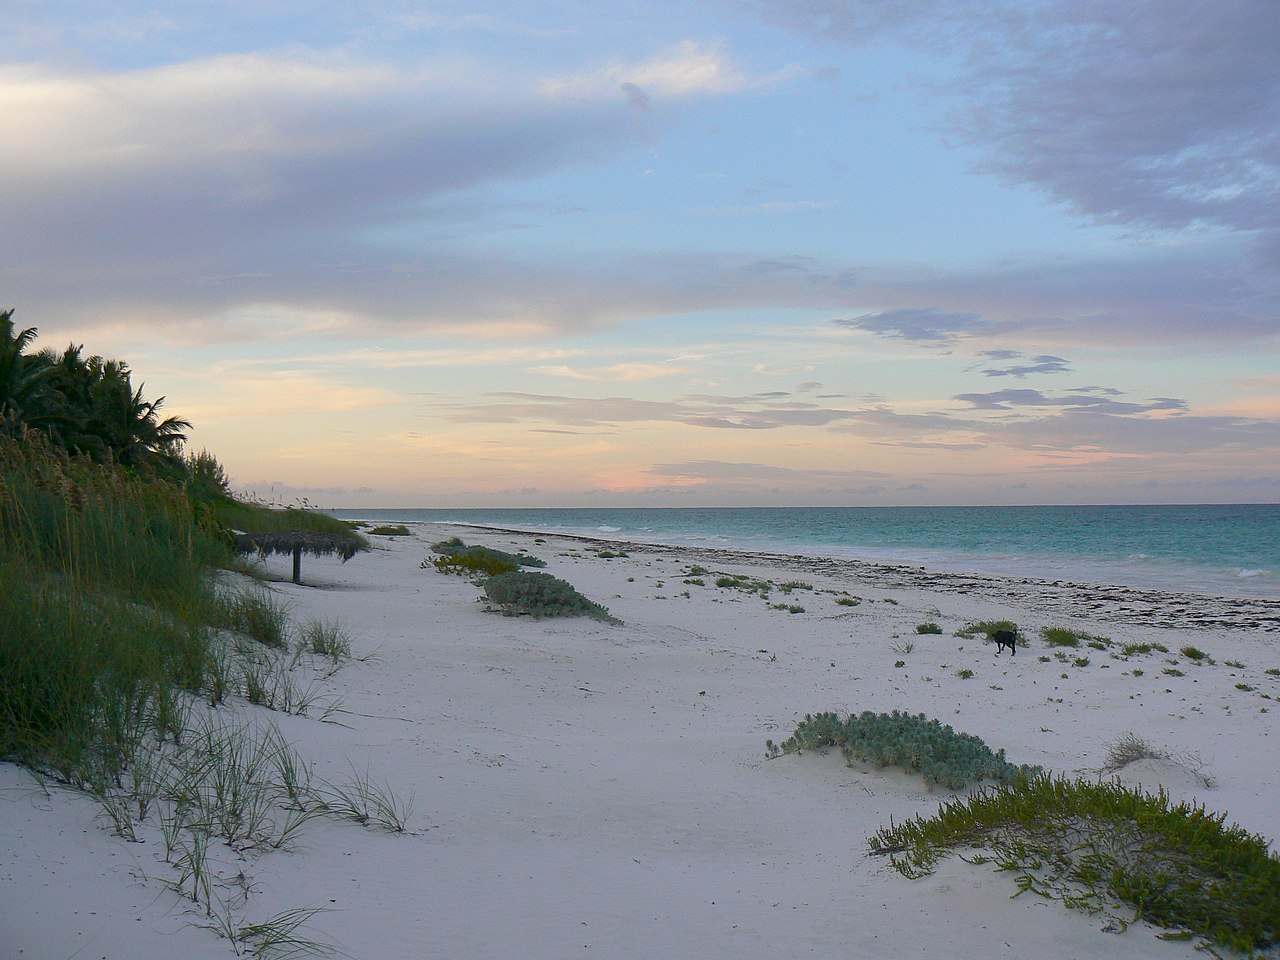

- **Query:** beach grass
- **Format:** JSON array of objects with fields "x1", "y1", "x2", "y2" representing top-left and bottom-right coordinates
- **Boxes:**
[{"x1": 1, "y1": 431, "x2": 412, "y2": 955}]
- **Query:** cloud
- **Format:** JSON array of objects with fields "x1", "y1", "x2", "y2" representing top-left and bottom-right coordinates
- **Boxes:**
[
  {"x1": 834, "y1": 307, "x2": 985, "y2": 342},
  {"x1": 755, "y1": 0, "x2": 1280, "y2": 239},
  {"x1": 953, "y1": 388, "x2": 1187, "y2": 415},
  {"x1": 541, "y1": 39, "x2": 784, "y2": 101},
  {"x1": 0, "y1": 52, "x2": 718, "y2": 334},
  {"x1": 439, "y1": 390, "x2": 868, "y2": 430},
  {"x1": 981, "y1": 354, "x2": 1071, "y2": 378},
  {"x1": 533, "y1": 362, "x2": 690, "y2": 382}
]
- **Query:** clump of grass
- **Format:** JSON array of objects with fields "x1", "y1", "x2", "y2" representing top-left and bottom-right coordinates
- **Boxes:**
[
  {"x1": 215, "y1": 586, "x2": 291, "y2": 649},
  {"x1": 367, "y1": 524, "x2": 411, "y2": 537},
  {"x1": 1180, "y1": 645, "x2": 1213, "y2": 663},
  {"x1": 483, "y1": 571, "x2": 619, "y2": 623},
  {"x1": 869, "y1": 773, "x2": 1274, "y2": 952},
  {"x1": 316, "y1": 765, "x2": 414, "y2": 832},
  {"x1": 835, "y1": 596, "x2": 860, "y2": 607},
  {"x1": 957, "y1": 668, "x2": 974, "y2": 679},
  {"x1": 915, "y1": 622, "x2": 943, "y2": 635},
  {"x1": 426, "y1": 537, "x2": 545, "y2": 578},
  {"x1": 714, "y1": 573, "x2": 773, "y2": 596},
  {"x1": 955, "y1": 620, "x2": 1016, "y2": 640},
  {"x1": 765, "y1": 710, "x2": 1035, "y2": 790},
  {"x1": 778, "y1": 580, "x2": 812, "y2": 593},
  {"x1": 595, "y1": 549, "x2": 628, "y2": 559},
  {"x1": 297, "y1": 618, "x2": 353, "y2": 664},
  {"x1": 234, "y1": 906, "x2": 338, "y2": 959},
  {"x1": 769, "y1": 602, "x2": 805, "y2": 614},
  {"x1": 1039, "y1": 627, "x2": 1090, "y2": 650}
]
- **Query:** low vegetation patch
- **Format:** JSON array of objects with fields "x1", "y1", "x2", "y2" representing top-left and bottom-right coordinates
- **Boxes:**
[
  {"x1": 426, "y1": 537, "x2": 546, "y2": 577},
  {"x1": 367, "y1": 523, "x2": 411, "y2": 537},
  {"x1": 915, "y1": 622, "x2": 943, "y2": 635},
  {"x1": 482, "y1": 571, "x2": 618, "y2": 623},
  {"x1": 766, "y1": 710, "x2": 1035, "y2": 790},
  {"x1": 1041, "y1": 626, "x2": 1110, "y2": 648},
  {"x1": 955, "y1": 620, "x2": 1017, "y2": 640},
  {"x1": 869, "y1": 773, "x2": 1279, "y2": 953}
]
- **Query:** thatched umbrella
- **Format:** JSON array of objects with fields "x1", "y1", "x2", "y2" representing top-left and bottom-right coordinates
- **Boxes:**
[{"x1": 232, "y1": 530, "x2": 364, "y2": 584}]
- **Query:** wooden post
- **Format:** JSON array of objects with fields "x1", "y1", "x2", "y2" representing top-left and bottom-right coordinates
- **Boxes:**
[{"x1": 292, "y1": 545, "x2": 302, "y2": 584}]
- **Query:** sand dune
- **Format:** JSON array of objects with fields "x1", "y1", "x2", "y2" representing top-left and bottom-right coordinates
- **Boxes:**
[{"x1": 3, "y1": 523, "x2": 1277, "y2": 959}]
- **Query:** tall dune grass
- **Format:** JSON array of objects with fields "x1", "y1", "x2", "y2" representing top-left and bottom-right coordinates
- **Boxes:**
[{"x1": 0, "y1": 431, "x2": 227, "y2": 782}]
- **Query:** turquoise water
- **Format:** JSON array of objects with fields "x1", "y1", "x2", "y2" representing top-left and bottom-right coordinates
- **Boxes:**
[{"x1": 330, "y1": 504, "x2": 1280, "y2": 600}]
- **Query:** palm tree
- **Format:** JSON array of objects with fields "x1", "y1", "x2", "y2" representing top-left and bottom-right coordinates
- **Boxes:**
[
  {"x1": 89, "y1": 360, "x2": 192, "y2": 467},
  {"x1": 0, "y1": 309, "x2": 54, "y2": 431}
]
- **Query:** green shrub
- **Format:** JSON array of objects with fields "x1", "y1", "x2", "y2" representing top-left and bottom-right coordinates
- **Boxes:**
[
  {"x1": 1181, "y1": 645, "x2": 1211, "y2": 663},
  {"x1": 482, "y1": 571, "x2": 618, "y2": 623},
  {"x1": 367, "y1": 524, "x2": 410, "y2": 537},
  {"x1": 915, "y1": 622, "x2": 943, "y2": 634},
  {"x1": 835, "y1": 596, "x2": 859, "y2": 607},
  {"x1": 869, "y1": 773, "x2": 1280, "y2": 953},
  {"x1": 428, "y1": 537, "x2": 545, "y2": 577},
  {"x1": 765, "y1": 710, "x2": 1035, "y2": 790}
]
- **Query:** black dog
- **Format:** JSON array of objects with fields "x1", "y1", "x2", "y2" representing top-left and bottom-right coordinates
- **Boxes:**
[{"x1": 993, "y1": 628, "x2": 1017, "y2": 655}]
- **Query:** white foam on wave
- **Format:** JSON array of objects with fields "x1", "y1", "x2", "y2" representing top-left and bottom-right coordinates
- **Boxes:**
[
  {"x1": 1237, "y1": 568, "x2": 1268, "y2": 579},
  {"x1": 596, "y1": 525, "x2": 621, "y2": 532}
]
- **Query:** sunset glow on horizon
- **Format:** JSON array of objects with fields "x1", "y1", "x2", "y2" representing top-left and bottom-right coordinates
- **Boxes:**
[{"x1": 3, "y1": 2, "x2": 1278, "y2": 507}]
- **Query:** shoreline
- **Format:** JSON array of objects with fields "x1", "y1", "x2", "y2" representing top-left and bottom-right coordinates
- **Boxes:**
[
  {"x1": 435, "y1": 521, "x2": 1280, "y2": 633},
  {"x1": 5, "y1": 521, "x2": 1279, "y2": 959}
]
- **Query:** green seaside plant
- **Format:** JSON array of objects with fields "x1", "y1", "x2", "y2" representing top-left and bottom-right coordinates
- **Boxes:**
[
  {"x1": 427, "y1": 536, "x2": 546, "y2": 577},
  {"x1": 766, "y1": 710, "x2": 1035, "y2": 789},
  {"x1": 482, "y1": 570, "x2": 619, "y2": 623},
  {"x1": 869, "y1": 773, "x2": 1280, "y2": 953}
]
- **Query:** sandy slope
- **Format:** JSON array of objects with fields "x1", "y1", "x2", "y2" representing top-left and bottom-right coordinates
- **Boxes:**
[{"x1": 3, "y1": 523, "x2": 1278, "y2": 959}]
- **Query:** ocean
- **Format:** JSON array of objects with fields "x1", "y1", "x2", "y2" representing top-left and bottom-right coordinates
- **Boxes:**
[{"x1": 328, "y1": 504, "x2": 1280, "y2": 601}]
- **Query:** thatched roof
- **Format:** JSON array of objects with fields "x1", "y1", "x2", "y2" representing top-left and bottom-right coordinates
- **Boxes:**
[{"x1": 232, "y1": 530, "x2": 364, "y2": 562}]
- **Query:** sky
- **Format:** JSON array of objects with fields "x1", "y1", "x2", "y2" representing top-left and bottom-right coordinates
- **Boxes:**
[{"x1": 2, "y1": 0, "x2": 1279, "y2": 508}]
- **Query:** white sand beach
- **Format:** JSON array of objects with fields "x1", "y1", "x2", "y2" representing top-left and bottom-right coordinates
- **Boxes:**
[{"x1": 3, "y1": 524, "x2": 1279, "y2": 959}]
